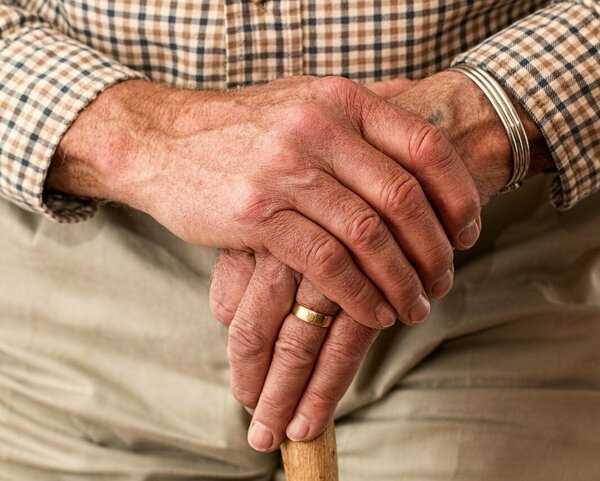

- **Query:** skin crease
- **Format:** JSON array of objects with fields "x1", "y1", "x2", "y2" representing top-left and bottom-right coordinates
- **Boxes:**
[
  {"x1": 48, "y1": 71, "x2": 554, "y2": 452},
  {"x1": 209, "y1": 72, "x2": 555, "y2": 451}
]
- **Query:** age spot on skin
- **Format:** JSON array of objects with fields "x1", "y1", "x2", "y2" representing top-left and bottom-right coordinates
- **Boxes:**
[{"x1": 426, "y1": 107, "x2": 446, "y2": 126}]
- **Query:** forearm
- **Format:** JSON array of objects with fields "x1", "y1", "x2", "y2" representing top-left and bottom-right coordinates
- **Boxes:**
[{"x1": 47, "y1": 80, "x2": 187, "y2": 213}]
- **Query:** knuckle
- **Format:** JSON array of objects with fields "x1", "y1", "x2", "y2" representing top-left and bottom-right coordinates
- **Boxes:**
[
  {"x1": 234, "y1": 186, "x2": 294, "y2": 235},
  {"x1": 255, "y1": 254, "x2": 289, "y2": 282},
  {"x1": 388, "y1": 268, "x2": 422, "y2": 301},
  {"x1": 214, "y1": 248, "x2": 237, "y2": 269},
  {"x1": 256, "y1": 393, "x2": 290, "y2": 420},
  {"x1": 468, "y1": 189, "x2": 482, "y2": 215},
  {"x1": 228, "y1": 323, "x2": 271, "y2": 364},
  {"x1": 324, "y1": 338, "x2": 365, "y2": 369},
  {"x1": 453, "y1": 187, "x2": 482, "y2": 224},
  {"x1": 382, "y1": 174, "x2": 426, "y2": 220},
  {"x1": 358, "y1": 94, "x2": 386, "y2": 132},
  {"x1": 413, "y1": 242, "x2": 454, "y2": 289},
  {"x1": 264, "y1": 137, "x2": 299, "y2": 170},
  {"x1": 305, "y1": 385, "x2": 339, "y2": 412},
  {"x1": 409, "y1": 122, "x2": 454, "y2": 170},
  {"x1": 342, "y1": 274, "x2": 376, "y2": 311},
  {"x1": 273, "y1": 334, "x2": 319, "y2": 372},
  {"x1": 318, "y1": 76, "x2": 357, "y2": 98},
  {"x1": 306, "y1": 235, "x2": 348, "y2": 280},
  {"x1": 230, "y1": 380, "x2": 259, "y2": 409},
  {"x1": 288, "y1": 167, "x2": 329, "y2": 193},
  {"x1": 284, "y1": 103, "x2": 327, "y2": 139},
  {"x1": 346, "y1": 210, "x2": 388, "y2": 253},
  {"x1": 425, "y1": 241, "x2": 454, "y2": 274},
  {"x1": 317, "y1": 76, "x2": 364, "y2": 123},
  {"x1": 209, "y1": 295, "x2": 236, "y2": 326},
  {"x1": 234, "y1": 182, "x2": 278, "y2": 226},
  {"x1": 255, "y1": 136, "x2": 314, "y2": 183}
]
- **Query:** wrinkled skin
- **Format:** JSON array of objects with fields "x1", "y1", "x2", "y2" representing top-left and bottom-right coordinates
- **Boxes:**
[{"x1": 209, "y1": 72, "x2": 552, "y2": 452}]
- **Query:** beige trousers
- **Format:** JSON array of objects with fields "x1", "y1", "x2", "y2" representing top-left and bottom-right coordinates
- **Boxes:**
[{"x1": 1, "y1": 175, "x2": 599, "y2": 481}]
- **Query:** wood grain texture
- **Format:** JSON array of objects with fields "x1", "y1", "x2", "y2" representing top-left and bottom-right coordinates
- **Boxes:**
[{"x1": 281, "y1": 421, "x2": 338, "y2": 481}]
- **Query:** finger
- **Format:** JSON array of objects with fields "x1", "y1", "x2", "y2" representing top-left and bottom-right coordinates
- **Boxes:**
[
  {"x1": 262, "y1": 210, "x2": 397, "y2": 329},
  {"x1": 247, "y1": 279, "x2": 335, "y2": 452},
  {"x1": 365, "y1": 78, "x2": 417, "y2": 98},
  {"x1": 286, "y1": 170, "x2": 432, "y2": 324},
  {"x1": 210, "y1": 249, "x2": 256, "y2": 326},
  {"x1": 357, "y1": 94, "x2": 482, "y2": 250},
  {"x1": 287, "y1": 311, "x2": 378, "y2": 442},
  {"x1": 318, "y1": 135, "x2": 453, "y2": 302},
  {"x1": 228, "y1": 254, "x2": 298, "y2": 409}
]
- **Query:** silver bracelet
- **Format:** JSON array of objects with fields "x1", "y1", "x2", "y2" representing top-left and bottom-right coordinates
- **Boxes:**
[{"x1": 448, "y1": 63, "x2": 530, "y2": 193}]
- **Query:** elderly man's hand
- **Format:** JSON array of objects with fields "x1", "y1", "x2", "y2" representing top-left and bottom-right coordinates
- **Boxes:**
[
  {"x1": 211, "y1": 71, "x2": 554, "y2": 452},
  {"x1": 212, "y1": 249, "x2": 380, "y2": 452},
  {"x1": 49, "y1": 76, "x2": 481, "y2": 329}
]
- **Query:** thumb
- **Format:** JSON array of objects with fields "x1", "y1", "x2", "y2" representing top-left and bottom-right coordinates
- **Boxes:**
[{"x1": 365, "y1": 78, "x2": 418, "y2": 98}]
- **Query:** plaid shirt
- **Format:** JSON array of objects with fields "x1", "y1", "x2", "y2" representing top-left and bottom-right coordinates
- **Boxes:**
[{"x1": 0, "y1": 0, "x2": 598, "y2": 222}]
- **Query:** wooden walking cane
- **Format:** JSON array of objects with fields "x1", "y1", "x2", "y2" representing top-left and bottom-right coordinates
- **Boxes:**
[{"x1": 281, "y1": 420, "x2": 338, "y2": 481}]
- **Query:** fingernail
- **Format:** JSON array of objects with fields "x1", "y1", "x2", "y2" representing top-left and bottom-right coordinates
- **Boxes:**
[
  {"x1": 248, "y1": 421, "x2": 274, "y2": 452},
  {"x1": 376, "y1": 302, "x2": 397, "y2": 328},
  {"x1": 431, "y1": 268, "x2": 453, "y2": 298},
  {"x1": 458, "y1": 219, "x2": 480, "y2": 249},
  {"x1": 408, "y1": 293, "x2": 430, "y2": 324},
  {"x1": 287, "y1": 414, "x2": 310, "y2": 441},
  {"x1": 243, "y1": 406, "x2": 255, "y2": 415}
]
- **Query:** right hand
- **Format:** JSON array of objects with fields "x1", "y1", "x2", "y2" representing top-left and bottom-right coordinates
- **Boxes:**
[{"x1": 50, "y1": 76, "x2": 481, "y2": 328}]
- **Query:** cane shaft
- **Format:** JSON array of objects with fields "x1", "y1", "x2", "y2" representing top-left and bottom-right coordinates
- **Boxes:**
[{"x1": 281, "y1": 421, "x2": 338, "y2": 481}]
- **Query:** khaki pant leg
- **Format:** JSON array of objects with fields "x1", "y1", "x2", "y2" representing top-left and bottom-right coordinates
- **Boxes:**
[
  {"x1": 0, "y1": 201, "x2": 276, "y2": 480},
  {"x1": 3, "y1": 175, "x2": 598, "y2": 480},
  {"x1": 328, "y1": 177, "x2": 600, "y2": 480}
]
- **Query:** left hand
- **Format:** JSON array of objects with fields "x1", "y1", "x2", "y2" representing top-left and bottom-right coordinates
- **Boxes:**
[
  {"x1": 210, "y1": 72, "x2": 552, "y2": 452},
  {"x1": 212, "y1": 249, "x2": 380, "y2": 452}
]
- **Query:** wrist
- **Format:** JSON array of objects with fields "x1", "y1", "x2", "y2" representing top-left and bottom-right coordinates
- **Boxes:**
[
  {"x1": 46, "y1": 79, "x2": 197, "y2": 213},
  {"x1": 390, "y1": 70, "x2": 553, "y2": 203}
]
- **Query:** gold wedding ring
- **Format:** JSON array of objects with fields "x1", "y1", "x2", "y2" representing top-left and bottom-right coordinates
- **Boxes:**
[{"x1": 291, "y1": 302, "x2": 334, "y2": 328}]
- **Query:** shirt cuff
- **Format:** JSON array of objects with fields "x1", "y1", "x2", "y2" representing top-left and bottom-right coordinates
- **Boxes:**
[
  {"x1": 0, "y1": 10, "x2": 146, "y2": 222},
  {"x1": 451, "y1": 1, "x2": 600, "y2": 210}
]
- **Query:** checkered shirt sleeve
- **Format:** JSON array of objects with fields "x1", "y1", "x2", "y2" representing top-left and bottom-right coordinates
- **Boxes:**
[
  {"x1": 0, "y1": 4, "x2": 144, "y2": 222},
  {"x1": 0, "y1": 0, "x2": 598, "y2": 221},
  {"x1": 453, "y1": 0, "x2": 600, "y2": 211}
]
